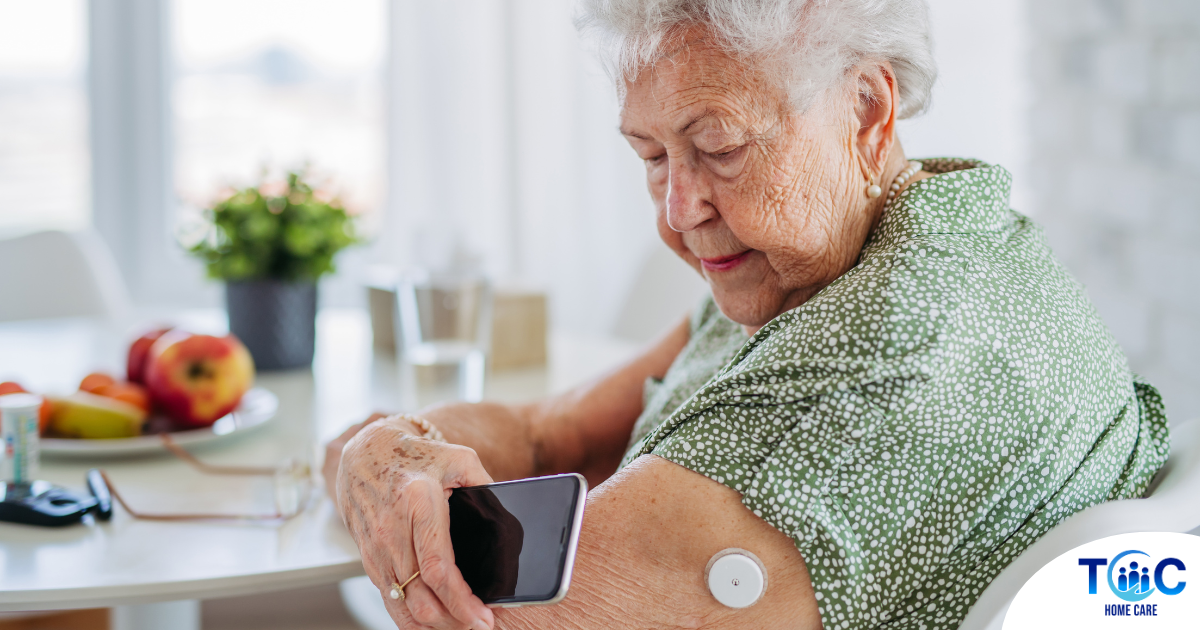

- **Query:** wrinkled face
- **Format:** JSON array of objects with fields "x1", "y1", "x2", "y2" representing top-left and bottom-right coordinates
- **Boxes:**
[{"x1": 620, "y1": 34, "x2": 876, "y2": 332}]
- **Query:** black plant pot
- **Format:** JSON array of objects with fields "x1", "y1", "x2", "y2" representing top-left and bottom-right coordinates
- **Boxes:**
[{"x1": 226, "y1": 280, "x2": 317, "y2": 371}]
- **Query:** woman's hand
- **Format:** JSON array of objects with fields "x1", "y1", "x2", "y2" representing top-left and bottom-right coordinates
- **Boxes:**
[
  {"x1": 323, "y1": 412, "x2": 388, "y2": 504},
  {"x1": 337, "y1": 416, "x2": 496, "y2": 630}
]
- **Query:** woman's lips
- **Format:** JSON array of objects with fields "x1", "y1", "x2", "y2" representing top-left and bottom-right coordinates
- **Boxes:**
[{"x1": 700, "y1": 250, "x2": 752, "y2": 272}]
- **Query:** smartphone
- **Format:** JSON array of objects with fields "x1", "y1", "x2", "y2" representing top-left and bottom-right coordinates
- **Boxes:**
[{"x1": 448, "y1": 473, "x2": 587, "y2": 607}]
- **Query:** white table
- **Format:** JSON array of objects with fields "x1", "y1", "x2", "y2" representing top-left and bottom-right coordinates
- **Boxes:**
[{"x1": 0, "y1": 309, "x2": 638, "y2": 627}]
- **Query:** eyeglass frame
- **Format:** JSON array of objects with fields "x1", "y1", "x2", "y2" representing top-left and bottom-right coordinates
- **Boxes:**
[{"x1": 97, "y1": 433, "x2": 314, "y2": 522}]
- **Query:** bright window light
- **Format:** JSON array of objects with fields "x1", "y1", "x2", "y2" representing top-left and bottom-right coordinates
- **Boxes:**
[
  {"x1": 0, "y1": 0, "x2": 90, "y2": 236},
  {"x1": 172, "y1": 0, "x2": 386, "y2": 218}
]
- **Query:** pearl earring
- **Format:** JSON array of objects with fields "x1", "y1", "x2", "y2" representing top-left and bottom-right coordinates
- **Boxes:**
[{"x1": 866, "y1": 174, "x2": 882, "y2": 199}]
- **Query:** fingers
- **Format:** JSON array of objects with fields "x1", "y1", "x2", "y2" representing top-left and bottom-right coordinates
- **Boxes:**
[
  {"x1": 362, "y1": 524, "x2": 454, "y2": 630},
  {"x1": 408, "y1": 478, "x2": 494, "y2": 630},
  {"x1": 337, "y1": 420, "x2": 497, "y2": 629},
  {"x1": 443, "y1": 444, "x2": 495, "y2": 488},
  {"x1": 402, "y1": 578, "x2": 467, "y2": 629}
]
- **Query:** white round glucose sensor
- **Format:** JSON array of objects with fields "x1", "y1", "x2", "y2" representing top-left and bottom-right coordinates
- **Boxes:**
[{"x1": 705, "y1": 549, "x2": 767, "y2": 608}]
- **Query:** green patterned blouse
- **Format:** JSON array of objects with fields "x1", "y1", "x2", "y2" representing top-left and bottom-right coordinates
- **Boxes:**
[{"x1": 620, "y1": 158, "x2": 1170, "y2": 629}]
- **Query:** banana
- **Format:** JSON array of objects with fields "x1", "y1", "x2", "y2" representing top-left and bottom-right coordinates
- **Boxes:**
[{"x1": 48, "y1": 392, "x2": 148, "y2": 439}]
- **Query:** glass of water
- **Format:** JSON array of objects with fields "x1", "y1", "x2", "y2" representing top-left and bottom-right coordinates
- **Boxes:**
[{"x1": 394, "y1": 270, "x2": 492, "y2": 404}]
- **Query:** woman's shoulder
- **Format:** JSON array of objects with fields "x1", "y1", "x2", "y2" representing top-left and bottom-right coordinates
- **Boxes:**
[
  {"x1": 716, "y1": 157, "x2": 1131, "y2": 401},
  {"x1": 864, "y1": 157, "x2": 1020, "y2": 251}
]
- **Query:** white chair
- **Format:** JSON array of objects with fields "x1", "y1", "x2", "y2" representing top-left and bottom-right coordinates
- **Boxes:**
[
  {"x1": 0, "y1": 229, "x2": 131, "y2": 322},
  {"x1": 0, "y1": 230, "x2": 132, "y2": 625},
  {"x1": 611, "y1": 243, "x2": 710, "y2": 343},
  {"x1": 960, "y1": 417, "x2": 1200, "y2": 629},
  {"x1": 340, "y1": 576, "x2": 397, "y2": 630}
]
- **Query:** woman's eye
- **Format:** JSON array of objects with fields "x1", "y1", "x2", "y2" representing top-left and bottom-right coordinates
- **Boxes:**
[
  {"x1": 708, "y1": 146, "x2": 742, "y2": 161},
  {"x1": 644, "y1": 154, "x2": 667, "y2": 165}
]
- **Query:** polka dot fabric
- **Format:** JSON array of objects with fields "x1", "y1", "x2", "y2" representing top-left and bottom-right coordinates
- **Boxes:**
[
  {"x1": 620, "y1": 159, "x2": 1170, "y2": 629},
  {"x1": 627, "y1": 297, "x2": 749, "y2": 450}
]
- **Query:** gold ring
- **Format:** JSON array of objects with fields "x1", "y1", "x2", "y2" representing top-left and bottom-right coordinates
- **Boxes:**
[{"x1": 389, "y1": 571, "x2": 421, "y2": 601}]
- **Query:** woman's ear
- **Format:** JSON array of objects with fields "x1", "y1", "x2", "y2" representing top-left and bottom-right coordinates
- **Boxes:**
[{"x1": 853, "y1": 62, "x2": 899, "y2": 177}]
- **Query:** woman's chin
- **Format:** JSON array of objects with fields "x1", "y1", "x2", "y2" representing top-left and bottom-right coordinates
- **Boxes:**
[{"x1": 708, "y1": 286, "x2": 784, "y2": 331}]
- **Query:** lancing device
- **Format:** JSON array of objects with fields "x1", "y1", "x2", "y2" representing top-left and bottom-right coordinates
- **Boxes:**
[
  {"x1": 706, "y1": 548, "x2": 768, "y2": 608},
  {"x1": 0, "y1": 469, "x2": 113, "y2": 527}
]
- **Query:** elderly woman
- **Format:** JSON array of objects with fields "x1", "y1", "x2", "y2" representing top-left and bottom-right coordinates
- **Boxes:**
[{"x1": 325, "y1": 1, "x2": 1170, "y2": 628}]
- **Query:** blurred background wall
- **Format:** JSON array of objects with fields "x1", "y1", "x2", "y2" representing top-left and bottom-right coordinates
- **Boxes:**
[
  {"x1": 1029, "y1": 0, "x2": 1200, "y2": 423},
  {"x1": 385, "y1": 0, "x2": 1029, "y2": 339},
  {"x1": 0, "y1": 0, "x2": 1196, "y2": 420}
]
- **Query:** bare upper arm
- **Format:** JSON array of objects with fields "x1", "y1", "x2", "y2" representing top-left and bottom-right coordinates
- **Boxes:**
[
  {"x1": 496, "y1": 454, "x2": 822, "y2": 630},
  {"x1": 529, "y1": 316, "x2": 691, "y2": 485}
]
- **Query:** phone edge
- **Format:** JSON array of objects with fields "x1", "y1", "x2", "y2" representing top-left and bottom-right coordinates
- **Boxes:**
[
  {"x1": 490, "y1": 472, "x2": 588, "y2": 608},
  {"x1": 542, "y1": 472, "x2": 588, "y2": 606}
]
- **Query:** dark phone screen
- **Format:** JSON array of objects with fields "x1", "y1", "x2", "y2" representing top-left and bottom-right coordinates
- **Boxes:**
[{"x1": 448, "y1": 475, "x2": 581, "y2": 604}]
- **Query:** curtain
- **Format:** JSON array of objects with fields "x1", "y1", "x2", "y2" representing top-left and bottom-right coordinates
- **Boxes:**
[{"x1": 383, "y1": 0, "x2": 664, "y2": 336}]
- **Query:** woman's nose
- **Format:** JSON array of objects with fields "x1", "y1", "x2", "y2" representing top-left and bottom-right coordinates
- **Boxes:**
[{"x1": 666, "y1": 159, "x2": 717, "y2": 232}]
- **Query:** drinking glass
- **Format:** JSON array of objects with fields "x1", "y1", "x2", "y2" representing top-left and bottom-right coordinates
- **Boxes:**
[{"x1": 394, "y1": 271, "x2": 492, "y2": 404}]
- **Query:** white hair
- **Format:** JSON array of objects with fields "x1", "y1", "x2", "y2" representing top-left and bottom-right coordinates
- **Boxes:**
[{"x1": 575, "y1": 0, "x2": 937, "y2": 119}]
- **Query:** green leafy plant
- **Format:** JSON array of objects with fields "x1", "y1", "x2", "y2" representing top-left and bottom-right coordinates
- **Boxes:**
[{"x1": 187, "y1": 170, "x2": 358, "y2": 281}]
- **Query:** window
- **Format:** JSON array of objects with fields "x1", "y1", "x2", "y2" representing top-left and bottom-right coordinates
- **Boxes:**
[
  {"x1": 172, "y1": 0, "x2": 386, "y2": 217},
  {"x1": 0, "y1": 0, "x2": 89, "y2": 235}
]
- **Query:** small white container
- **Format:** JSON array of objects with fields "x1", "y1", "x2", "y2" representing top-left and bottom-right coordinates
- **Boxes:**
[{"x1": 0, "y1": 393, "x2": 42, "y2": 483}]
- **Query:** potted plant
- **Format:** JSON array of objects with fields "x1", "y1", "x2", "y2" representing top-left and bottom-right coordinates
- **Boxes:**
[{"x1": 186, "y1": 169, "x2": 358, "y2": 370}]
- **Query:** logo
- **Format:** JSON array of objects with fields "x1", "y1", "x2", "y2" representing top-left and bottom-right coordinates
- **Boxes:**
[
  {"x1": 1079, "y1": 551, "x2": 1187, "y2": 601},
  {"x1": 1002, "y1": 532, "x2": 1200, "y2": 629}
]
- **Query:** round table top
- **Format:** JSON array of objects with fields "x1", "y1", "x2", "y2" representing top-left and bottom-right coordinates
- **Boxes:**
[{"x1": 0, "y1": 309, "x2": 638, "y2": 612}]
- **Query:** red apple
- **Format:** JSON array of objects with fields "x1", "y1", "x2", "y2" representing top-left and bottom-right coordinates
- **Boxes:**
[
  {"x1": 144, "y1": 330, "x2": 255, "y2": 427},
  {"x1": 127, "y1": 327, "x2": 173, "y2": 384}
]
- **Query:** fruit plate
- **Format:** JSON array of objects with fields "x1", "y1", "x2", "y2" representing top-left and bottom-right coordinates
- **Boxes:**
[{"x1": 40, "y1": 388, "x2": 279, "y2": 458}]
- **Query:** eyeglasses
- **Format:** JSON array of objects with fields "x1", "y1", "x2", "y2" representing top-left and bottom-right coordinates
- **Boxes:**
[{"x1": 97, "y1": 434, "x2": 313, "y2": 522}]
